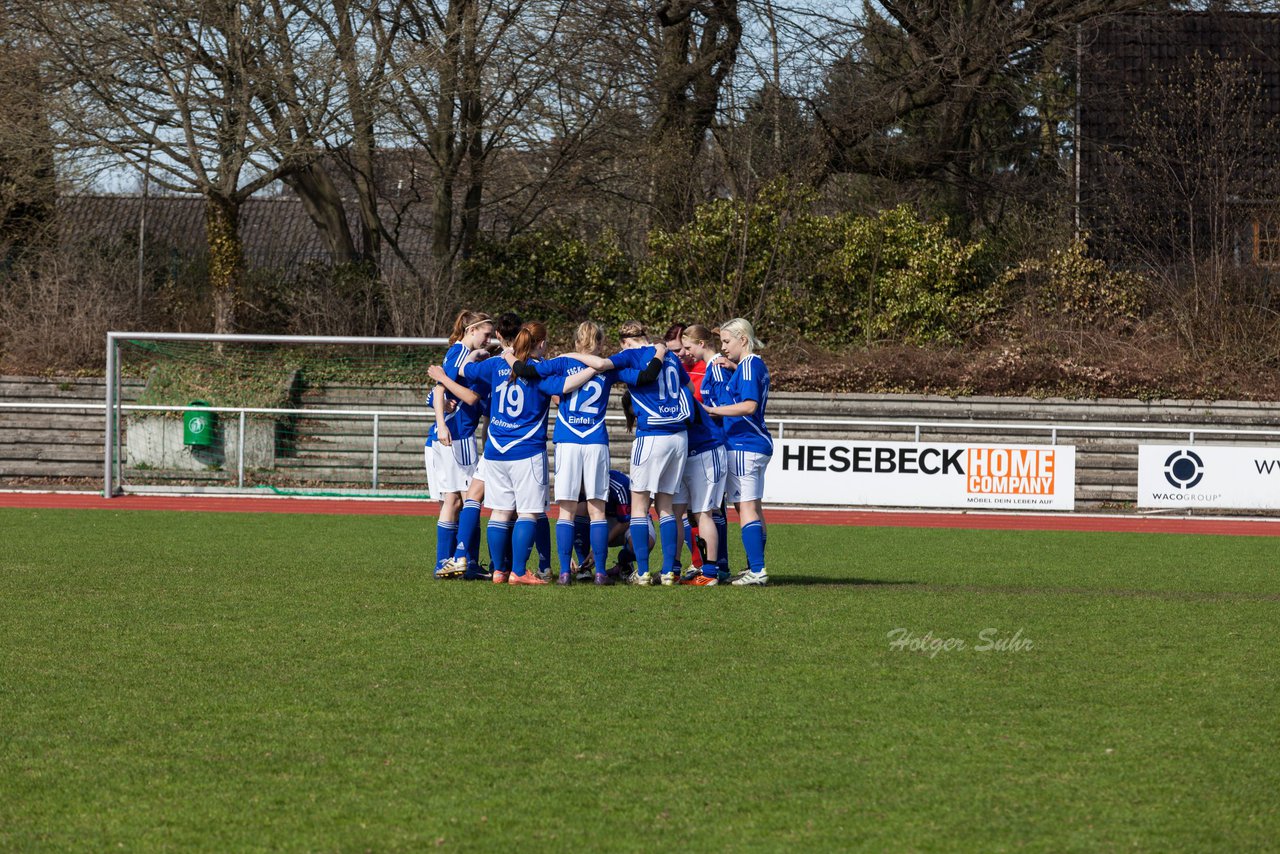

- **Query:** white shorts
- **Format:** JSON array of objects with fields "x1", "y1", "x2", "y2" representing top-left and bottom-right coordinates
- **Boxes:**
[
  {"x1": 483, "y1": 454, "x2": 549, "y2": 514},
  {"x1": 726, "y1": 450, "x2": 770, "y2": 503},
  {"x1": 674, "y1": 446, "x2": 727, "y2": 513},
  {"x1": 424, "y1": 438, "x2": 479, "y2": 499},
  {"x1": 554, "y1": 443, "x2": 610, "y2": 503},
  {"x1": 630, "y1": 432, "x2": 688, "y2": 496}
]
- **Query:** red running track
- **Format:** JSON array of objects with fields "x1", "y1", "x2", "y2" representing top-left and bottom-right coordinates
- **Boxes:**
[{"x1": 3, "y1": 491, "x2": 1280, "y2": 537}]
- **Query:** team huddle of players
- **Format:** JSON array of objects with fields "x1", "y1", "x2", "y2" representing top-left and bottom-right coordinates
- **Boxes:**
[{"x1": 424, "y1": 311, "x2": 772, "y2": 586}]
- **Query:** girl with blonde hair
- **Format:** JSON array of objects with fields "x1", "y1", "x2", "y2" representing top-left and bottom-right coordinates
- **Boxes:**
[
  {"x1": 506, "y1": 320, "x2": 630, "y2": 584},
  {"x1": 702, "y1": 318, "x2": 772, "y2": 586}
]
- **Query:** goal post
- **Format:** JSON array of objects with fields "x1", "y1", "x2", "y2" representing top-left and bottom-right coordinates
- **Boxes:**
[{"x1": 103, "y1": 332, "x2": 450, "y2": 499}]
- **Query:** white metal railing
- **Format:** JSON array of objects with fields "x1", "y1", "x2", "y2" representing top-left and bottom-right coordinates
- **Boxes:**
[
  {"x1": 7, "y1": 397, "x2": 1280, "y2": 497},
  {"x1": 102, "y1": 331, "x2": 452, "y2": 498}
]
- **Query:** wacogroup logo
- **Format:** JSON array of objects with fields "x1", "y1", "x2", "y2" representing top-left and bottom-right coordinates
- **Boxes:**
[{"x1": 1163, "y1": 449, "x2": 1204, "y2": 490}]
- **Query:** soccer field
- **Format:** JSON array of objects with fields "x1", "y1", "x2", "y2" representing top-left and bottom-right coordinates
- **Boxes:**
[{"x1": 2, "y1": 507, "x2": 1277, "y2": 851}]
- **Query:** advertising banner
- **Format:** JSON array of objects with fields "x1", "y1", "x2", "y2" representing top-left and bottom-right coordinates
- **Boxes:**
[
  {"x1": 1138, "y1": 444, "x2": 1280, "y2": 509},
  {"x1": 764, "y1": 440, "x2": 1076, "y2": 510}
]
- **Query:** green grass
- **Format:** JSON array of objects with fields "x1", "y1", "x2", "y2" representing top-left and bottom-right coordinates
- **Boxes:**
[{"x1": 2, "y1": 508, "x2": 1278, "y2": 852}]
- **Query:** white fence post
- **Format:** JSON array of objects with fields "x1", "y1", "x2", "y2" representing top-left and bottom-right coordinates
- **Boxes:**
[
  {"x1": 103, "y1": 334, "x2": 116, "y2": 498},
  {"x1": 372, "y1": 413, "x2": 381, "y2": 490}
]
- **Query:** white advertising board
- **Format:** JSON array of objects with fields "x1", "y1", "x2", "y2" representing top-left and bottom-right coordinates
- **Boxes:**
[
  {"x1": 764, "y1": 440, "x2": 1076, "y2": 510},
  {"x1": 1138, "y1": 444, "x2": 1280, "y2": 509}
]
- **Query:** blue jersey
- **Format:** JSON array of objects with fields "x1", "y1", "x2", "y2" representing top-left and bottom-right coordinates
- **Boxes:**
[
  {"x1": 684, "y1": 386, "x2": 722, "y2": 454},
  {"x1": 532, "y1": 356, "x2": 617, "y2": 446},
  {"x1": 462, "y1": 356, "x2": 570, "y2": 461},
  {"x1": 721, "y1": 354, "x2": 772, "y2": 455},
  {"x1": 606, "y1": 470, "x2": 631, "y2": 521},
  {"x1": 615, "y1": 348, "x2": 691, "y2": 436},
  {"x1": 701, "y1": 360, "x2": 733, "y2": 409},
  {"x1": 427, "y1": 342, "x2": 484, "y2": 446}
]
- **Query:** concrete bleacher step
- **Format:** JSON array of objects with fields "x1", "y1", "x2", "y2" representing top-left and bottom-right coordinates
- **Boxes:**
[{"x1": 7, "y1": 376, "x2": 1280, "y2": 503}]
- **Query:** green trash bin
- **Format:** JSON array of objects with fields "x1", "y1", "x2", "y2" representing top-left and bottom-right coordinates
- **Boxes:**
[{"x1": 183, "y1": 400, "x2": 215, "y2": 446}]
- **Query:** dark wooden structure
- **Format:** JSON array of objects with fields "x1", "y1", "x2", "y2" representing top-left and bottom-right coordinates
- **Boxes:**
[{"x1": 1078, "y1": 11, "x2": 1280, "y2": 266}]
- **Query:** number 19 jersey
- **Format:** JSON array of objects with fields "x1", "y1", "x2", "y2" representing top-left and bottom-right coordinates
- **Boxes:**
[{"x1": 463, "y1": 357, "x2": 569, "y2": 461}]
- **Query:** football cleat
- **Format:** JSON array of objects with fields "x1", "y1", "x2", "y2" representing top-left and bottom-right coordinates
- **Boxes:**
[
  {"x1": 730, "y1": 569, "x2": 769, "y2": 587},
  {"x1": 716, "y1": 568, "x2": 732, "y2": 584},
  {"x1": 534, "y1": 567, "x2": 553, "y2": 582},
  {"x1": 434, "y1": 557, "x2": 467, "y2": 579},
  {"x1": 681, "y1": 574, "x2": 718, "y2": 586},
  {"x1": 509, "y1": 571, "x2": 548, "y2": 585},
  {"x1": 557, "y1": 571, "x2": 573, "y2": 585},
  {"x1": 626, "y1": 569, "x2": 653, "y2": 586},
  {"x1": 594, "y1": 572, "x2": 614, "y2": 586},
  {"x1": 659, "y1": 572, "x2": 678, "y2": 586},
  {"x1": 463, "y1": 563, "x2": 492, "y2": 581},
  {"x1": 680, "y1": 564, "x2": 701, "y2": 582},
  {"x1": 491, "y1": 570, "x2": 508, "y2": 585}
]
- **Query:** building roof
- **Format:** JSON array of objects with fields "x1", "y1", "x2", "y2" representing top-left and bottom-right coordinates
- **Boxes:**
[{"x1": 59, "y1": 194, "x2": 333, "y2": 269}]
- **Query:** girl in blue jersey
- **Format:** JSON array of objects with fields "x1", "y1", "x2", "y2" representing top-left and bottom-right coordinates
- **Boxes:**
[
  {"x1": 460, "y1": 321, "x2": 596, "y2": 584},
  {"x1": 509, "y1": 322, "x2": 616, "y2": 584},
  {"x1": 433, "y1": 311, "x2": 540, "y2": 580},
  {"x1": 675, "y1": 324, "x2": 730, "y2": 585},
  {"x1": 691, "y1": 325, "x2": 736, "y2": 581},
  {"x1": 425, "y1": 310, "x2": 493, "y2": 578},
  {"x1": 511, "y1": 321, "x2": 666, "y2": 584},
  {"x1": 702, "y1": 318, "x2": 772, "y2": 586},
  {"x1": 568, "y1": 320, "x2": 690, "y2": 585}
]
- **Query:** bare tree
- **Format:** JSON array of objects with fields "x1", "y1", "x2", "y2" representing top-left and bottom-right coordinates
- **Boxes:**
[
  {"x1": 648, "y1": 0, "x2": 742, "y2": 229},
  {"x1": 813, "y1": 0, "x2": 1159, "y2": 227},
  {"x1": 27, "y1": 0, "x2": 319, "y2": 332},
  {"x1": 1093, "y1": 54, "x2": 1280, "y2": 353},
  {"x1": 0, "y1": 7, "x2": 55, "y2": 254}
]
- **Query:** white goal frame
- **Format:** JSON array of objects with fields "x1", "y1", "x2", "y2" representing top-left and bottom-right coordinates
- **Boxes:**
[{"x1": 103, "y1": 331, "x2": 449, "y2": 498}]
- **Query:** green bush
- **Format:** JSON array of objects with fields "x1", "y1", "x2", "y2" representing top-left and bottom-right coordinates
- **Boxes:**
[
  {"x1": 463, "y1": 182, "x2": 993, "y2": 347},
  {"x1": 1000, "y1": 238, "x2": 1147, "y2": 330},
  {"x1": 642, "y1": 182, "x2": 991, "y2": 346},
  {"x1": 464, "y1": 228, "x2": 632, "y2": 328}
]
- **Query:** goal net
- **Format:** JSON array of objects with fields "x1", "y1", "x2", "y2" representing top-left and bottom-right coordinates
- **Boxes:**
[{"x1": 105, "y1": 332, "x2": 449, "y2": 498}]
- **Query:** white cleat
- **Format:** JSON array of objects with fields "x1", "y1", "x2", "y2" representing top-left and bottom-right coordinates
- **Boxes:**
[
  {"x1": 730, "y1": 568, "x2": 769, "y2": 587},
  {"x1": 627, "y1": 570, "x2": 654, "y2": 586}
]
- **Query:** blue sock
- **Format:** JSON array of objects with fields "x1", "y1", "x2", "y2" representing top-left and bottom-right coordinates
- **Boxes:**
[
  {"x1": 630, "y1": 518, "x2": 651, "y2": 574},
  {"x1": 742, "y1": 520, "x2": 766, "y2": 573},
  {"x1": 659, "y1": 514, "x2": 678, "y2": 575},
  {"x1": 683, "y1": 518, "x2": 694, "y2": 553},
  {"x1": 713, "y1": 511, "x2": 729, "y2": 572},
  {"x1": 574, "y1": 516, "x2": 592, "y2": 563},
  {"x1": 436, "y1": 521, "x2": 457, "y2": 568},
  {"x1": 512, "y1": 518, "x2": 537, "y2": 577},
  {"x1": 487, "y1": 520, "x2": 512, "y2": 575},
  {"x1": 590, "y1": 520, "x2": 609, "y2": 575},
  {"x1": 762, "y1": 524, "x2": 768, "y2": 550},
  {"x1": 535, "y1": 514, "x2": 552, "y2": 571},
  {"x1": 556, "y1": 520, "x2": 575, "y2": 575},
  {"x1": 454, "y1": 500, "x2": 482, "y2": 562}
]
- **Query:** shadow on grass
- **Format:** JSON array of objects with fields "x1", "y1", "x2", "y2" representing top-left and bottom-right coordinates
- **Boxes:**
[{"x1": 771, "y1": 576, "x2": 919, "y2": 588}]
